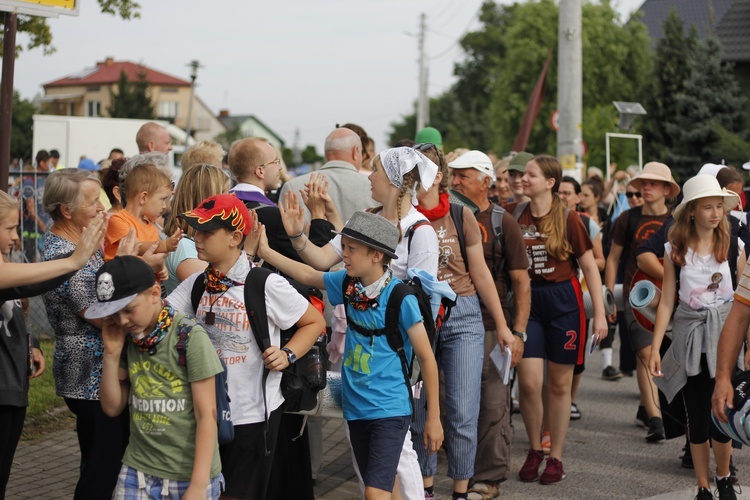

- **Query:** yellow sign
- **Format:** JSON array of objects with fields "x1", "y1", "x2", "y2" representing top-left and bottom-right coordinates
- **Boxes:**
[
  {"x1": 560, "y1": 154, "x2": 576, "y2": 170},
  {"x1": 0, "y1": 0, "x2": 78, "y2": 17}
]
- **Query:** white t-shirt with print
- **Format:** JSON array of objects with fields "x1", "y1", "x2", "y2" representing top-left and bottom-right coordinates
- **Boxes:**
[
  {"x1": 167, "y1": 256, "x2": 309, "y2": 425},
  {"x1": 665, "y1": 241, "x2": 744, "y2": 310},
  {"x1": 329, "y1": 207, "x2": 438, "y2": 279}
]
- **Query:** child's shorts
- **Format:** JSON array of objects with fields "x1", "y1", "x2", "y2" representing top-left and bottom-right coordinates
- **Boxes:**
[
  {"x1": 524, "y1": 278, "x2": 586, "y2": 365},
  {"x1": 347, "y1": 415, "x2": 411, "y2": 492},
  {"x1": 114, "y1": 464, "x2": 223, "y2": 499}
]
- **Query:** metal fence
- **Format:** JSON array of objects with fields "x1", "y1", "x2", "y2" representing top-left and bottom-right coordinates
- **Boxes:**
[{"x1": 9, "y1": 169, "x2": 55, "y2": 338}]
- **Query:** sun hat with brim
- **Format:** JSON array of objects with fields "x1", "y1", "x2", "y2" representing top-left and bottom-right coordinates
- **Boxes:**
[
  {"x1": 628, "y1": 161, "x2": 680, "y2": 198},
  {"x1": 448, "y1": 150, "x2": 496, "y2": 182},
  {"x1": 673, "y1": 174, "x2": 740, "y2": 218},
  {"x1": 179, "y1": 194, "x2": 251, "y2": 236},
  {"x1": 334, "y1": 211, "x2": 398, "y2": 260},
  {"x1": 506, "y1": 152, "x2": 534, "y2": 173},
  {"x1": 85, "y1": 256, "x2": 156, "y2": 319},
  {"x1": 697, "y1": 163, "x2": 727, "y2": 177}
]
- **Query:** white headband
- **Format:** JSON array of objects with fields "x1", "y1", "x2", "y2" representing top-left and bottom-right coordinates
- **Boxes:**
[{"x1": 379, "y1": 147, "x2": 438, "y2": 195}]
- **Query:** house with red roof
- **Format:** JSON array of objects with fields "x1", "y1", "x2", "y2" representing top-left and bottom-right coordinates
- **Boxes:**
[{"x1": 40, "y1": 57, "x2": 226, "y2": 142}]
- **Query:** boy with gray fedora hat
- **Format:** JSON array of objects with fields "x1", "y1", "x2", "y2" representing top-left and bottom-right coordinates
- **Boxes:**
[{"x1": 252, "y1": 210, "x2": 445, "y2": 498}]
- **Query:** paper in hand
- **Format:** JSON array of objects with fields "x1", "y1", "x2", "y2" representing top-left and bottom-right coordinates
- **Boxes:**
[
  {"x1": 588, "y1": 335, "x2": 599, "y2": 356},
  {"x1": 489, "y1": 344, "x2": 512, "y2": 385}
]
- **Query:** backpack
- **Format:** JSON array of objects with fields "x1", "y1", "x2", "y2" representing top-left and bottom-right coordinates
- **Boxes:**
[
  {"x1": 340, "y1": 273, "x2": 455, "y2": 416},
  {"x1": 174, "y1": 315, "x2": 235, "y2": 445},
  {"x1": 189, "y1": 267, "x2": 327, "y2": 417}
]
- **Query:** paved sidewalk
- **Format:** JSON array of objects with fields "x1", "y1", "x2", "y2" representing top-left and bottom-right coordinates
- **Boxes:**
[{"x1": 7, "y1": 350, "x2": 750, "y2": 499}]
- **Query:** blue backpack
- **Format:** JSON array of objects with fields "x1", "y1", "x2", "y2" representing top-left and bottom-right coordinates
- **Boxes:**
[{"x1": 174, "y1": 315, "x2": 234, "y2": 445}]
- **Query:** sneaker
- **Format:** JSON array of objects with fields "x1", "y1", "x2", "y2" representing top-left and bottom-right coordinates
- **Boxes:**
[
  {"x1": 570, "y1": 402, "x2": 582, "y2": 420},
  {"x1": 539, "y1": 457, "x2": 566, "y2": 485},
  {"x1": 466, "y1": 481, "x2": 500, "y2": 500},
  {"x1": 540, "y1": 431, "x2": 551, "y2": 455},
  {"x1": 694, "y1": 487, "x2": 712, "y2": 500},
  {"x1": 424, "y1": 491, "x2": 435, "y2": 500},
  {"x1": 519, "y1": 449, "x2": 545, "y2": 482},
  {"x1": 622, "y1": 369, "x2": 634, "y2": 377},
  {"x1": 646, "y1": 417, "x2": 665, "y2": 443},
  {"x1": 635, "y1": 405, "x2": 649, "y2": 429},
  {"x1": 715, "y1": 476, "x2": 739, "y2": 500},
  {"x1": 602, "y1": 365, "x2": 623, "y2": 381}
]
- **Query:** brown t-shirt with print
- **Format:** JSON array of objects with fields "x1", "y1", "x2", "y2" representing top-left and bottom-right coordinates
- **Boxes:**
[
  {"x1": 610, "y1": 208, "x2": 669, "y2": 293},
  {"x1": 509, "y1": 202, "x2": 592, "y2": 283},
  {"x1": 475, "y1": 205, "x2": 530, "y2": 330},
  {"x1": 430, "y1": 205, "x2": 482, "y2": 297}
]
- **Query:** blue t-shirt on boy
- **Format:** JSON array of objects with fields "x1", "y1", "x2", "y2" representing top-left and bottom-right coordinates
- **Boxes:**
[{"x1": 324, "y1": 269, "x2": 423, "y2": 421}]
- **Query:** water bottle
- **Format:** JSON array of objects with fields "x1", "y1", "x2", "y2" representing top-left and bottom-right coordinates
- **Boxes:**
[{"x1": 306, "y1": 344, "x2": 326, "y2": 390}]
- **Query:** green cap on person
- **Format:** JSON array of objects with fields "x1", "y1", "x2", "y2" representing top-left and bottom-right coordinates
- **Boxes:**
[
  {"x1": 415, "y1": 127, "x2": 443, "y2": 149},
  {"x1": 506, "y1": 152, "x2": 534, "y2": 173}
]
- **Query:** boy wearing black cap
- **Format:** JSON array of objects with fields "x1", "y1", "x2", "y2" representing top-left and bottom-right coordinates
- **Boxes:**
[
  {"x1": 252, "y1": 210, "x2": 444, "y2": 498},
  {"x1": 166, "y1": 193, "x2": 325, "y2": 500},
  {"x1": 91, "y1": 256, "x2": 224, "y2": 498}
]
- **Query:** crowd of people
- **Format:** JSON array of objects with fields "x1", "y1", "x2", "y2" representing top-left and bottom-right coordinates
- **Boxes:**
[{"x1": 0, "y1": 120, "x2": 748, "y2": 500}]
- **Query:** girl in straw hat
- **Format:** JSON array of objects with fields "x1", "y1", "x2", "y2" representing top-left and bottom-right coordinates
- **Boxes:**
[{"x1": 649, "y1": 174, "x2": 744, "y2": 500}]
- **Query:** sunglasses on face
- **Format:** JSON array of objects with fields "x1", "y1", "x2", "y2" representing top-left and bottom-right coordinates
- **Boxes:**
[{"x1": 626, "y1": 191, "x2": 642, "y2": 199}]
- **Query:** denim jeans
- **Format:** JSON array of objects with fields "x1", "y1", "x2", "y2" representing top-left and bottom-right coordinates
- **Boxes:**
[{"x1": 411, "y1": 294, "x2": 484, "y2": 480}]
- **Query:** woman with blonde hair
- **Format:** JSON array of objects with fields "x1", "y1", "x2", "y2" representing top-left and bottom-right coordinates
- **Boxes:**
[
  {"x1": 164, "y1": 164, "x2": 229, "y2": 293},
  {"x1": 511, "y1": 155, "x2": 608, "y2": 485}
]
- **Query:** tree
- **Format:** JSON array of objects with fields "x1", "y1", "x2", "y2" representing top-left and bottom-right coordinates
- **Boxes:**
[
  {"x1": 0, "y1": 1, "x2": 140, "y2": 56},
  {"x1": 387, "y1": 0, "x2": 652, "y2": 167},
  {"x1": 666, "y1": 33, "x2": 747, "y2": 177},
  {"x1": 10, "y1": 91, "x2": 34, "y2": 163},
  {"x1": 640, "y1": 10, "x2": 698, "y2": 174},
  {"x1": 214, "y1": 122, "x2": 247, "y2": 150},
  {"x1": 107, "y1": 70, "x2": 155, "y2": 120},
  {"x1": 300, "y1": 145, "x2": 323, "y2": 164}
]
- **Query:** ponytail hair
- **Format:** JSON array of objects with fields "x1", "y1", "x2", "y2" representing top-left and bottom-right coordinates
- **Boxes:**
[{"x1": 533, "y1": 155, "x2": 573, "y2": 261}]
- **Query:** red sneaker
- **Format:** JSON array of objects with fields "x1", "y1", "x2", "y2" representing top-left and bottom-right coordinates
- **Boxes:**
[
  {"x1": 540, "y1": 457, "x2": 566, "y2": 485},
  {"x1": 518, "y1": 449, "x2": 545, "y2": 482}
]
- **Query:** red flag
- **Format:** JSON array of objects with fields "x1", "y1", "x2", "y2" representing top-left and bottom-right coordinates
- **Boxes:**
[{"x1": 512, "y1": 49, "x2": 552, "y2": 152}]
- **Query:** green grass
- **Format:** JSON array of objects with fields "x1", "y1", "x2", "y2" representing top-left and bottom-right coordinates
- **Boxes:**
[{"x1": 23, "y1": 339, "x2": 73, "y2": 442}]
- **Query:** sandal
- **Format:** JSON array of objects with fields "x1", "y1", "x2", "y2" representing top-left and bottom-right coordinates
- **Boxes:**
[{"x1": 467, "y1": 481, "x2": 500, "y2": 500}]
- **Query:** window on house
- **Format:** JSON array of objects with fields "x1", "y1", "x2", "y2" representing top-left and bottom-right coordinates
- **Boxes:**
[
  {"x1": 158, "y1": 101, "x2": 180, "y2": 118},
  {"x1": 86, "y1": 86, "x2": 100, "y2": 92},
  {"x1": 86, "y1": 101, "x2": 101, "y2": 117}
]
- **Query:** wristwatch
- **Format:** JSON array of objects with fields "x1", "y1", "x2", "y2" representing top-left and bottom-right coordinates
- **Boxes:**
[
  {"x1": 281, "y1": 347, "x2": 297, "y2": 365},
  {"x1": 512, "y1": 330, "x2": 527, "y2": 343}
]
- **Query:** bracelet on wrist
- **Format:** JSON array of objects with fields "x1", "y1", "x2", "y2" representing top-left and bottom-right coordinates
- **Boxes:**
[
  {"x1": 293, "y1": 238, "x2": 308, "y2": 253},
  {"x1": 289, "y1": 230, "x2": 305, "y2": 240}
]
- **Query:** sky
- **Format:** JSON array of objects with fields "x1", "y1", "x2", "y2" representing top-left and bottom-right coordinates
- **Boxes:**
[{"x1": 9, "y1": 0, "x2": 644, "y2": 155}]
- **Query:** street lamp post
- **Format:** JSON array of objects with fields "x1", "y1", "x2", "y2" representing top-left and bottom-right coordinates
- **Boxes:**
[{"x1": 183, "y1": 60, "x2": 202, "y2": 145}]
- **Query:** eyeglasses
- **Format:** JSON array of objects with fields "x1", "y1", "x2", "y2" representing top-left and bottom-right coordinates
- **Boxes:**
[
  {"x1": 413, "y1": 143, "x2": 444, "y2": 169},
  {"x1": 258, "y1": 157, "x2": 281, "y2": 168},
  {"x1": 625, "y1": 191, "x2": 642, "y2": 199}
]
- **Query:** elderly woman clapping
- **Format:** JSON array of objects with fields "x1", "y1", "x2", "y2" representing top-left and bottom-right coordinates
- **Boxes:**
[{"x1": 40, "y1": 169, "x2": 130, "y2": 499}]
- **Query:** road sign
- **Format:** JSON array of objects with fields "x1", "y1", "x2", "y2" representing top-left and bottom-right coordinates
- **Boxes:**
[{"x1": 0, "y1": 0, "x2": 78, "y2": 17}]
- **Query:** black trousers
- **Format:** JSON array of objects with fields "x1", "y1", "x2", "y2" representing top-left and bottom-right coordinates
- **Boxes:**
[
  {"x1": 64, "y1": 398, "x2": 129, "y2": 500},
  {"x1": 681, "y1": 356, "x2": 730, "y2": 445},
  {"x1": 0, "y1": 405, "x2": 26, "y2": 499}
]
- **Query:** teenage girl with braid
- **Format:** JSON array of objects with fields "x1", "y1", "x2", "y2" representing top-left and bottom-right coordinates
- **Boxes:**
[{"x1": 278, "y1": 146, "x2": 440, "y2": 499}]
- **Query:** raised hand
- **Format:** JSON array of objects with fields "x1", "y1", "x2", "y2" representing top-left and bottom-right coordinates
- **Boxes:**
[
  {"x1": 280, "y1": 190, "x2": 306, "y2": 237},
  {"x1": 115, "y1": 228, "x2": 141, "y2": 257},
  {"x1": 164, "y1": 228, "x2": 184, "y2": 253},
  {"x1": 72, "y1": 213, "x2": 108, "y2": 267}
]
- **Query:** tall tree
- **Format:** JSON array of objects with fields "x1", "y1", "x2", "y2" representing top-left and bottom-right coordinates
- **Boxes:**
[
  {"x1": 640, "y1": 10, "x2": 697, "y2": 172},
  {"x1": 666, "y1": 33, "x2": 748, "y2": 176},
  {"x1": 107, "y1": 70, "x2": 155, "y2": 120}
]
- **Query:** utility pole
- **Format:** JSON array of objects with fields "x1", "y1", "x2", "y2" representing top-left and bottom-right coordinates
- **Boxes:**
[
  {"x1": 184, "y1": 60, "x2": 202, "y2": 145},
  {"x1": 557, "y1": 0, "x2": 583, "y2": 178},
  {"x1": 0, "y1": 12, "x2": 18, "y2": 185},
  {"x1": 416, "y1": 13, "x2": 427, "y2": 132}
]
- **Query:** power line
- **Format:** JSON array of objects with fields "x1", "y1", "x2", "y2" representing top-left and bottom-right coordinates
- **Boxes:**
[{"x1": 427, "y1": 5, "x2": 482, "y2": 61}]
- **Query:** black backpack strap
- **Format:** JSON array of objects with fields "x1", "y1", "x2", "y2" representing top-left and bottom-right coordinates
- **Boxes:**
[
  {"x1": 489, "y1": 204, "x2": 506, "y2": 280},
  {"x1": 243, "y1": 266, "x2": 273, "y2": 456},
  {"x1": 449, "y1": 203, "x2": 468, "y2": 273},
  {"x1": 190, "y1": 274, "x2": 206, "y2": 314},
  {"x1": 729, "y1": 216, "x2": 740, "y2": 289},
  {"x1": 383, "y1": 283, "x2": 420, "y2": 416},
  {"x1": 175, "y1": 314, "x2": 198, "y2": 367},
  {"x1": 406, "y1": 220, "x2": 432, "y2": 254}
]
